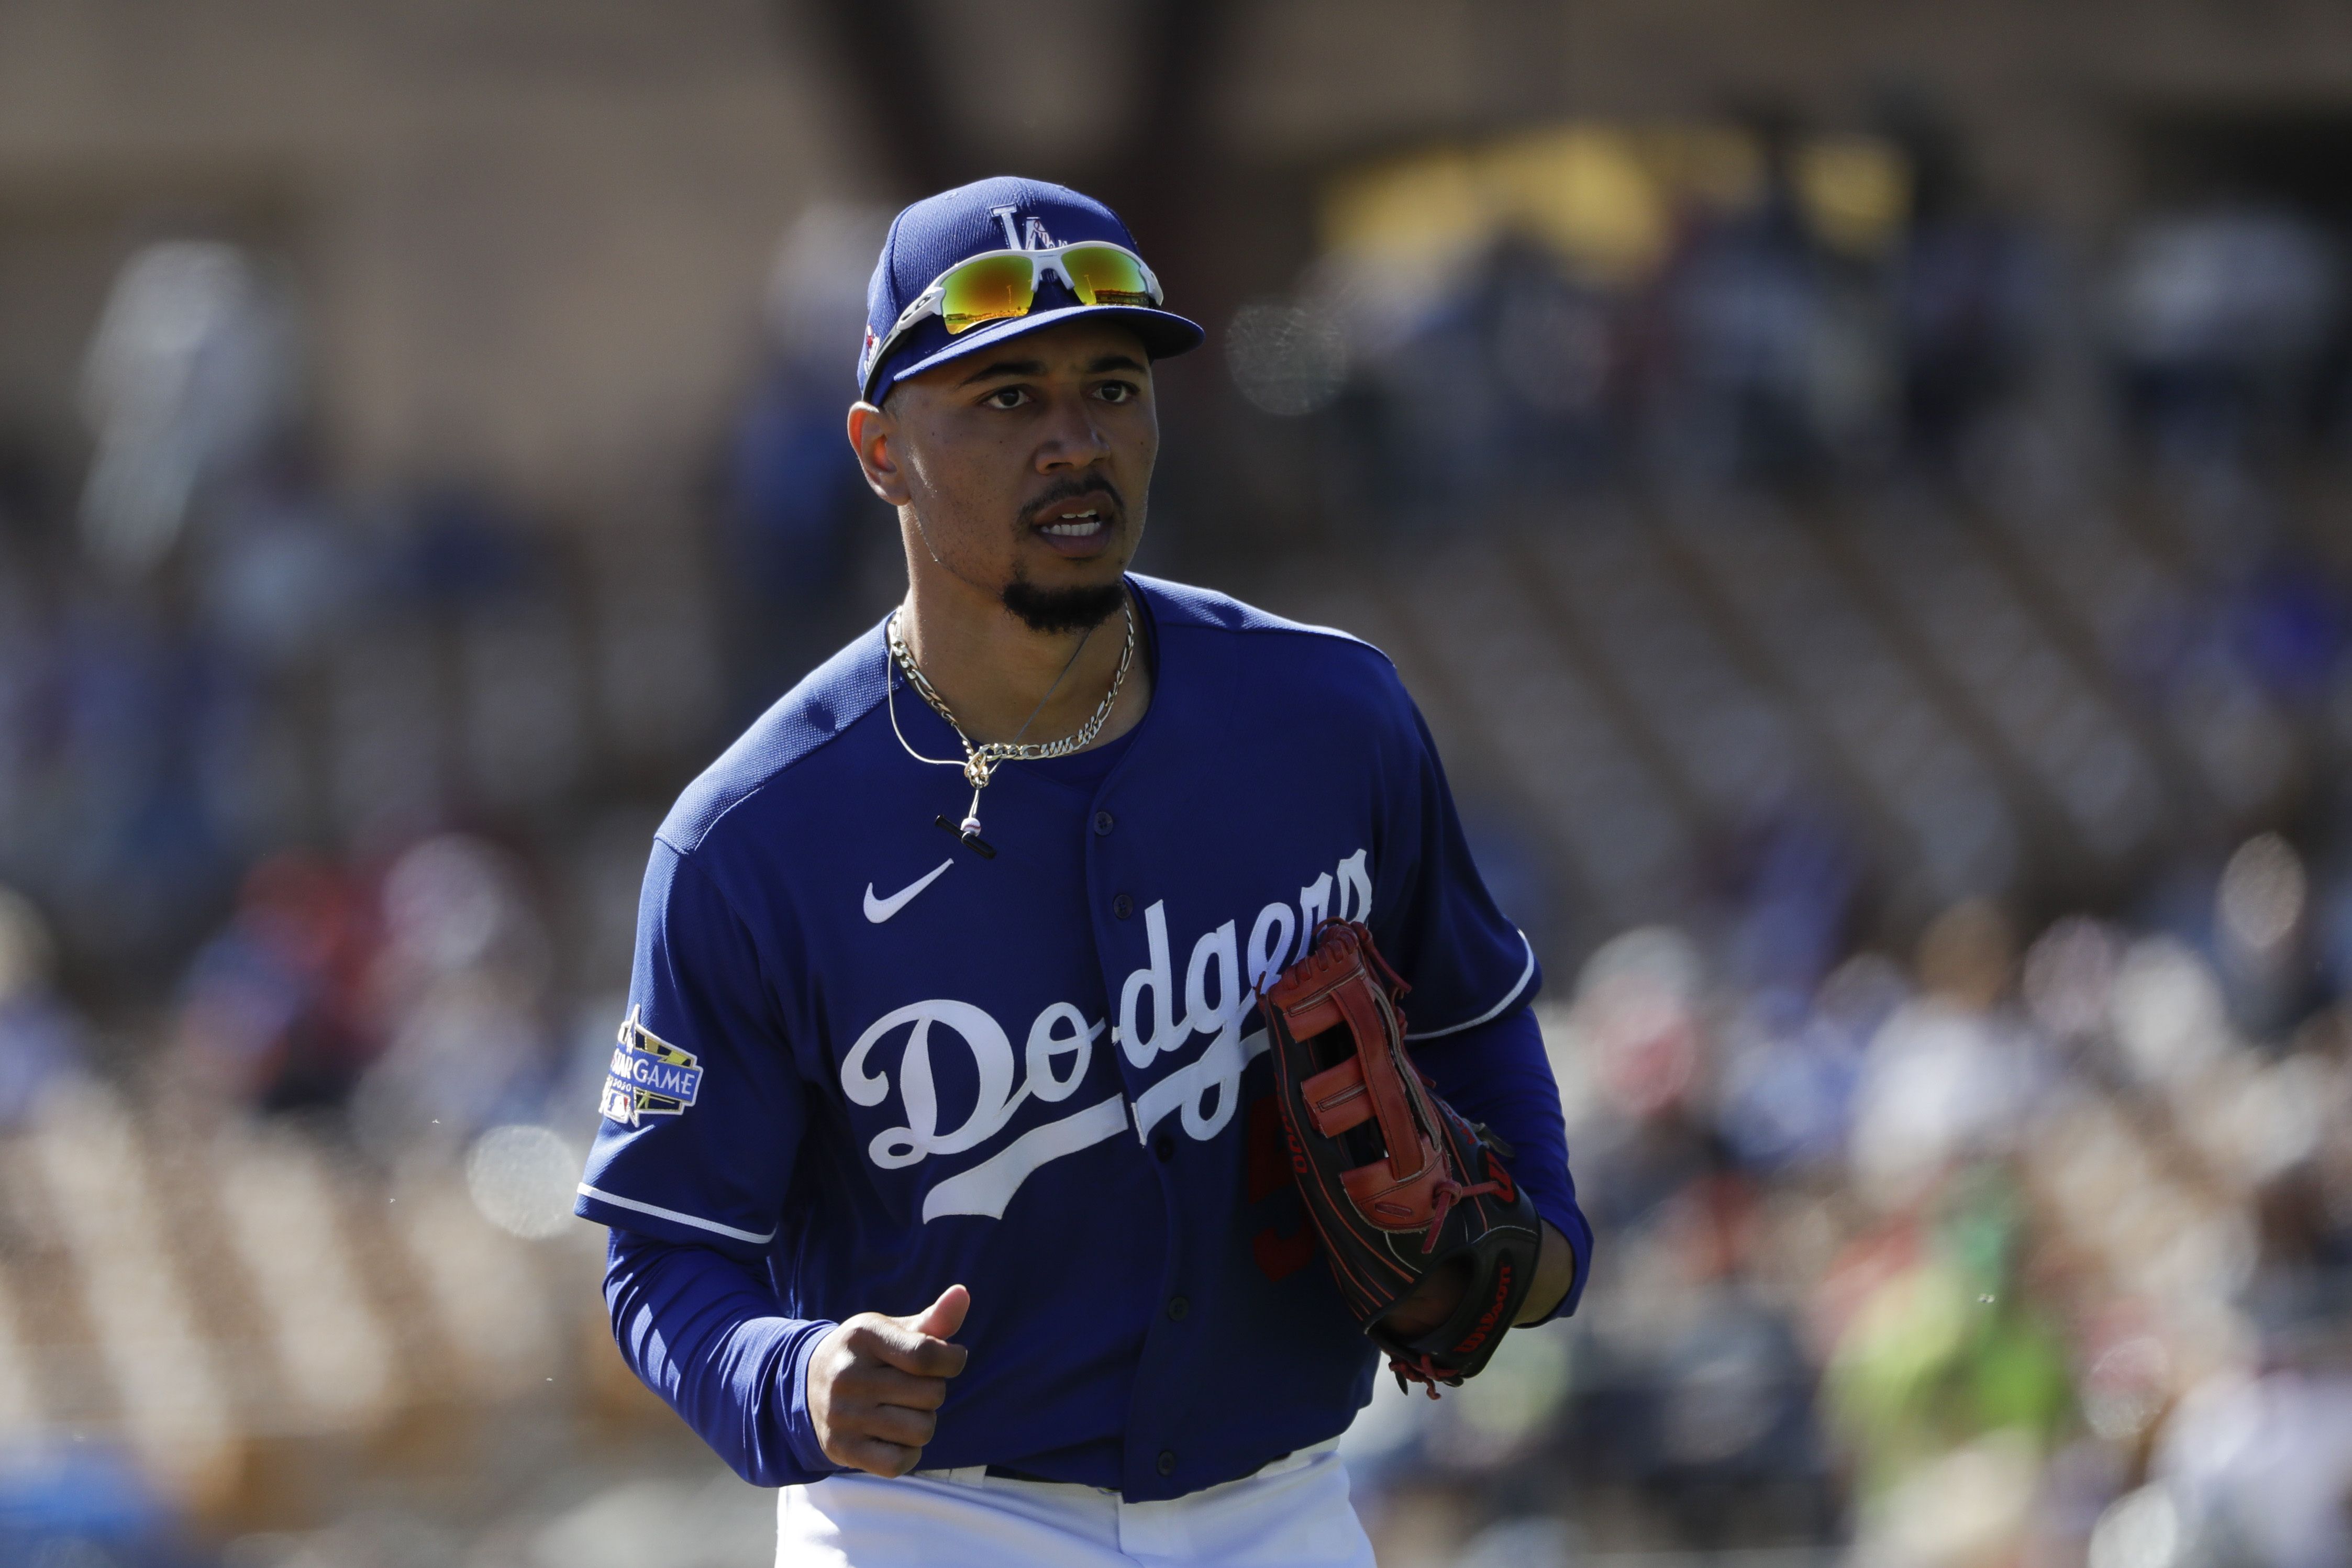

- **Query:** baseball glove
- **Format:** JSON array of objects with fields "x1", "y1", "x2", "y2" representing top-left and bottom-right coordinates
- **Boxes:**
[{"x1": 1261, "y1": 919, "x2": 1541, "y2": 1396}]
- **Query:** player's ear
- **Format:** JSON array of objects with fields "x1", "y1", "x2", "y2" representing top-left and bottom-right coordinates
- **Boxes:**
[{"x1": 848, "y1": 400, "x2": 912, "y2": 507}]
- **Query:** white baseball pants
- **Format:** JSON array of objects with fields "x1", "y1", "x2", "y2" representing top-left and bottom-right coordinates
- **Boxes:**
[{"x1": 774, "y1": 1438, "x2": 1376, "y2": 1566}]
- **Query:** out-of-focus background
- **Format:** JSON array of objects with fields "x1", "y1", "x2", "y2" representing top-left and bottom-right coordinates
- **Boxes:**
[{"x1": 4, "y1": 3, "x2": 2352, "y2": 1564}]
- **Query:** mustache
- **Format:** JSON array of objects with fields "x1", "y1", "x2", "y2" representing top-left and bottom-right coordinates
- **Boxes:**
[{"x1": 1020, "y1": 477, "x2": 1125, "y2": 528}]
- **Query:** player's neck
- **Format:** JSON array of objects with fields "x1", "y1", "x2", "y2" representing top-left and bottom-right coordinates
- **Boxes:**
[{"x1": 897, "y1": 571, "x2": 1149, "y2": 751}]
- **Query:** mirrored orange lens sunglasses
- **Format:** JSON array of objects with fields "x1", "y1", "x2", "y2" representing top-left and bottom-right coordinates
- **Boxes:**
[{"x1": 869, "y1": 242, "x2": 1163, "y2": 380}]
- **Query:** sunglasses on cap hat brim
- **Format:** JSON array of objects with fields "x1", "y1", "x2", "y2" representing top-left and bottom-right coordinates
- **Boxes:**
[{"x1": 861, "y1": 242, "x2": 1168, "y2": 393}]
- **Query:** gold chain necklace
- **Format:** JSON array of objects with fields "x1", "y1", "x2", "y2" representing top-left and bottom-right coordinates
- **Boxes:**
[{"x1": 885, "y1": 596, "x2": 1136, "y2": 847}]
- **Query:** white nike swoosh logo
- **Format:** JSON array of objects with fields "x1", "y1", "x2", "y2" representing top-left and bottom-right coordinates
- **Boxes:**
[{"x1": 863, "y1": 859, "x2": 955, "y2": 923}]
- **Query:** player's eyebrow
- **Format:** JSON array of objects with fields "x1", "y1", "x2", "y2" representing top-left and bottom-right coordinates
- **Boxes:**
[
  {"x1": 957, "y1": 352, "x2": 1147, "y2": 386},
  {"x1": 958, "y1": 358, "x2": 1048, "y2": 386}
]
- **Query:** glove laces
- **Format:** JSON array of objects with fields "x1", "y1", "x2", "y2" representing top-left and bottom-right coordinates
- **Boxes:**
[
  {"x1": 1420, "y1": 1174, "x2": 1506, "y2": 1253},
  {"x1": 1389, "y1": 1353, "x2": 1464, "y2": 1400}
]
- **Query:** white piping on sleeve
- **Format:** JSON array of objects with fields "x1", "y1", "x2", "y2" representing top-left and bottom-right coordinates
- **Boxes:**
[
  {"x1": 577, "y1": 1183, "x2": 779, "y2": 1245},
  {"x1": 1403, "y1": 931, "x2": 1537, "y2": 1041}
]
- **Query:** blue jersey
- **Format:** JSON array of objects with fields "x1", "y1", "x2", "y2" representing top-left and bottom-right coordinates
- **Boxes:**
[{"x1": 576, "y1": 576, "x2": 1582, "y2": 1502}]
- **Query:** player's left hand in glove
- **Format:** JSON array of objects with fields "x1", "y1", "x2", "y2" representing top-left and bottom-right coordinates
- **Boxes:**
[{"x1": 1262, "y1": 920, "x2": 1541, "y2": 1397}]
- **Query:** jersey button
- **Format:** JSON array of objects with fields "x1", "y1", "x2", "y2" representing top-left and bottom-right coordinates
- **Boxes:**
[
  {"x1": 1157, "y1": 1450, "x2": 1177, "y2": 1477},
  {"x1": 1167, "y1": 1296, "x2": 1189, "y2": 1321},
  {"x1": 1113, "y1": 893, "x2": 1134, "y2": 919},
  {"x1": 1093, "y1": 810, "x2": 1115, "y2": 836},
  {"x1": 1154, "y1": 1133, "x2": 1174, "y2": 1162}
]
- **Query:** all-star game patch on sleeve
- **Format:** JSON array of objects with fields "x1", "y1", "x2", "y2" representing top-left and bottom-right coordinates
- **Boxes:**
[
  {"x1": 576, "y1": 839, "x2": 806, "y2": 1258},
  {"x1": 602, "y1": 1004, "x2": 705, "y2": 1125},
  {"x1": 1362, "y1": 672, "x2": 1543, "y2": 1040}
]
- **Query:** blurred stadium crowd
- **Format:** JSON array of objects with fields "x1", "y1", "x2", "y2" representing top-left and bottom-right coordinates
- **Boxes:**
[{"x1": 3, "y1": 106, "x2": 2352, "y2": 1567}]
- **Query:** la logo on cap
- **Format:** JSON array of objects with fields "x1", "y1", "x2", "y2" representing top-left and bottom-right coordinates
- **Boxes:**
[{"x1": 988, "y1": 204, "x2": 1057, "y2": 251}]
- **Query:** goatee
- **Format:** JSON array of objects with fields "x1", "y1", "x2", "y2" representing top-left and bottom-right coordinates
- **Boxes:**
[{"x1": 1002, "y1": 577, "x2": 1126, "y2": 636}]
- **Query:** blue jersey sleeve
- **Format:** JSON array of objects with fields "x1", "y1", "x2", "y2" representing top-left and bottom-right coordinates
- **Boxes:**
[
  {"x1": 1353, "y1": 665, "x2": 1588, "y2": 1319},
  {"x1": 1416, "y1": 1007, "x2": 1593, "y2": 1324},
  {"x1": 604, "y1": 1229, "x2": 841, "y2": 1486},
  {"x1": 1369, "y1": 687, "x2": 1540, "y2": 1037},
  {"x1": 575, "y1": 839, "x2": 806, "y2": 1258}
]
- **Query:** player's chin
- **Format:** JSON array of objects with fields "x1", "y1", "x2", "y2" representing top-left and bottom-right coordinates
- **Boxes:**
[{"x1": 1002, "y1": 544, "x2": 1131, "y2": 633}]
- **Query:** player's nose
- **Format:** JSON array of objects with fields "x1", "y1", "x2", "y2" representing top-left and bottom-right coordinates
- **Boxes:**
[{"x1": 1034, "y1": 391, "x2": 1114, "y2": 472}]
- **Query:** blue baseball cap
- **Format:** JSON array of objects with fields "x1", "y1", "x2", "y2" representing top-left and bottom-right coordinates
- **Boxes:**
[{"x1": 858, "y1": 175, "x2": 1204, "y2": 405}]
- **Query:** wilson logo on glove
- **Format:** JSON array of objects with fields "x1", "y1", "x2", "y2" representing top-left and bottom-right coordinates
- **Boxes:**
[
  {"x1": 1449, "y1": 1260, "x2": 1513, "y2": 1359},
  {"x1": 1260, "y1": 919, "x2": 1540, "y2": 1397}
]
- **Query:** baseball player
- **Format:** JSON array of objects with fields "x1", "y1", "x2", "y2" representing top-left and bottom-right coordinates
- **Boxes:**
[{"x1": 577, "y1": 176, "x2": 1592, "y2": 1567}]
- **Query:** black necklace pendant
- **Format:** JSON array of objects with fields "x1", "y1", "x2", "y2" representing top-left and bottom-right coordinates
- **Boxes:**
[{"x1": 935, "y1": 815, "x2": 997, "y2": 859}]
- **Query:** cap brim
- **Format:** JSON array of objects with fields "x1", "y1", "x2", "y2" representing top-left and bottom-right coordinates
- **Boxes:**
[{"x1": 867, "y1": 303, "x2": 1205, "y2": 403}]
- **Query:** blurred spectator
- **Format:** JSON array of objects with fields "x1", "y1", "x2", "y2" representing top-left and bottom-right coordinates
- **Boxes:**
[
  {"x1": 2112, "y1": 204, "x2": 2342, "y2": 466},
  {"x1": 169, "y1": 831, "x2": 568, "y2": 1142},
  {"x1": 2153, "y1": 1359, "x2": 2352, "y2": 1568},
  {"x1": 1482, "y1": 237, "x2": 1623, "y2": 484},
  {"x1": 1847, "y1": 901, "x2": 2044, "y2": 1210},
  {"x1": 1881, "y1": 102, "x2": 2047, "y2": 466},
  {"x1": 720, "y1": 204, "x2": 893, "y2": 713},
  {"x1": 0, "y1": 886, "x2": 88, "y2": 1129},
  {"x1": 193, "y1": 447, "x2": 360, "y2": 674},
  {"x1": 77, "y1": 239, "x2": 303, "y2": 577},
  {"x1": 2231, "y1": 548, "x2": 2348, "y2": 708},
  {"x1": 1713, "y1": 799, "x2": 1861, "y2": 996},
  {"x1": 348, "y1": 833, "x2": 558, "y2": 1154},
  {"x1": 1715, "y1": 952, "x2": 1896, "y2": 1174},
  {"x1": 1825, "y1": 1168, "x2": 2072, "y2": 1533},
  {"x1": 1648, "y1": 117, "x2": 1856, "y2": 483},
  {"x1": 169, "y1": 853, "x2": 376, "y2": 1111},
  {"x1": 23, "y1": 586, "x2": 247, "y2": 973},
  {"x1": 1558, "y1": 926, "x2": 1715, "y2": 1232},
  {"x1": 1359, "y1": 236, "x2": 1625, "y2": 521},
  {"x1": 2214, "y1": 831, "x2": 2324, "y2": 1035},
  {"x1": 1566, "y1": 1158, "x2": 1834, "y2": 1548}
]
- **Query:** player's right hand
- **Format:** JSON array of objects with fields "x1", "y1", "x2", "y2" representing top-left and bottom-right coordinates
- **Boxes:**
[{"x1": 807, "y1": 1284, "x2": 971, "y2": 1478}]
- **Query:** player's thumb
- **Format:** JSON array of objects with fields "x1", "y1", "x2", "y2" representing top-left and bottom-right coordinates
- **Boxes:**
[{"x1": 909, "y1": 1283, "x2": 970, "y2": 1341}]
